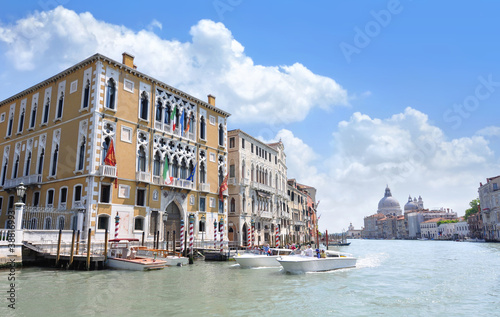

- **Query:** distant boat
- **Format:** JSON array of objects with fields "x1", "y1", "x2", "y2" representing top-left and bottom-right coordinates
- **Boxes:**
[
  {"x1": 328, "y1": 241, "x2": 351, "y2": 246},
  {"x1": 465, "y1": 238, "x2": 486, "y2": 243}
]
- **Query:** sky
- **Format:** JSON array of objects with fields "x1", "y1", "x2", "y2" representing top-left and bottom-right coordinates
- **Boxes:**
[{"x1": 1, "y1": 0, "x2": 499, "y2": 232}]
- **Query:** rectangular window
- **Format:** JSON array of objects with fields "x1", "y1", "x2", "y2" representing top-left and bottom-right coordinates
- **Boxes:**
[
  {"x1": 33, "y1": 192, "x2": 40, "y2": 207},
  {"x1": 251, "y1": 144, "x2": 254, "y2": 153},
  {"x1": 74, "y1": 185, "x2": 82, "y2": 202},
  {"x1": 242, "y1": 139, "x2": 245, "y2": 149},
  {"x1": 229, "y1": 165, "x2": 235, "y2": 178},
  {"x1": 494, "y1": 183, "x2": 498, "y2": 191},
  {"x1": 59, "y1": 187, "x2": 68, "y2": 207},
  {"x1": 0, "y1": 197, "x2": 3, "y2": 214},
  {"x1": 229, "y1": 137, "x2": 235, "y2": 148},
  {"x1": 134, "y1": 217, "x2": 144, "y2": 231},
  {"x1": 47, "y1": 189, "x2": 54, "y2": 207},
  {"x1": 97, "y1": 216, "x2": 109, "y2": 230},
  {"x1": 100, "y1": 184, "x2": 111, "y2": 203},
  {"x1": 8, "y1": 196, "x2": 14, "y2": 210},
  {"x1": 118, "y1": 185, "x2": 130, "y2": 198},
  {"x1": 121, "y1": 126, "x2": 132, "y2": 143},
  {"x1": 219, "y1": 200, "x2": 224, "y2": 213},
  {"x1": 123, "y1": 79, "x2": 134, "y2": 93},
  {"x1": 210, "y1": 197, "x2": 215, "y2": 208},
  {"x1": 199, "y1": 197, "x2": 206, "y2": 212},
  {"x1": 136, "y1": 189, "x2": 146, "y2": 206}
]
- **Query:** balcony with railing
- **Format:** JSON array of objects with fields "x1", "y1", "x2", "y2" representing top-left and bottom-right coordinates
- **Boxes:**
[
  {"x1": 241, "y1": 178, "x2": 250, "y2": 186},
  {"x1": 228, "y1": 177, "x2": 236, "y2": 185},
  {"x1": 171, "y1": 178, "x2": 195, "y2": 190},
  {"x1": 200, "y1": 183, "x2": 210, "y2": 192},
  {"x1": 251, "y1": 181, "x2": 275, "y2": 194},
  {"x1": 98, "y1": 165, "x2": 117, "y2": 178},
  {"x1": 3, "y1": 174, "x2": 42, "y2": 189},
  {"x1": 136, "y1": 171, "x2": 151, "y2": 183}
]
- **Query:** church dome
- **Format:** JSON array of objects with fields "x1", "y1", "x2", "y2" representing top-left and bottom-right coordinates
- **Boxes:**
[
  {"x1": 377, "y1": 186, "x2": 402, "y2": 216},
  {"x1": 404, "y1": 195, "x2": 419, "y2": 212}
]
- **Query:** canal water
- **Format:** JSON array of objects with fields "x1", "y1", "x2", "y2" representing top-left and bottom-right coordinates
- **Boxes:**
[{"x1": 3, "y1": 239, "x2": 500, "y2": 316}]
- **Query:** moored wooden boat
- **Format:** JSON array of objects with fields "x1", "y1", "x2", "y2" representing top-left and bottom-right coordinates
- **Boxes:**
[{"x1": 106, "y1": 239, "x2": 166, "y2": 271}]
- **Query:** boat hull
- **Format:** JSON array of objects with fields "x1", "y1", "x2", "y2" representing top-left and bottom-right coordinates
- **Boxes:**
[
  {"x1": 234, "y1": 255, "x2": 281, "y2": 268},
  {"x1": 106, "y1": 258, "x2": 166, "y2": 271},
  {"x1": 277, "y1": 255, "x2": 356, "y2": 274}
]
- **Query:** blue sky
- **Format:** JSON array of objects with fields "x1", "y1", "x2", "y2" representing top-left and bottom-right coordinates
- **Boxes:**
[{"x1": 1, "y1": 1, "x2": 499, "y2": 232}]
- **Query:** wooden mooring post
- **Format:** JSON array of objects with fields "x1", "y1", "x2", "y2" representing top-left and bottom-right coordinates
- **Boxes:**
[
  {"x1": 86, "y1": 228, "x2": 91, "y2": 270},
  {"x1": 69, "y1": 230, "x2": 76, "y2": 268},
  {"x1": 55, "y1": 229, "x2": 62, "y2": 266},
  {"x1": 75, "y1": 230, "x2": 80, "y2": 255},
  {"x1": 104, "y1": 229, "x2": 108, "y2": 262}
]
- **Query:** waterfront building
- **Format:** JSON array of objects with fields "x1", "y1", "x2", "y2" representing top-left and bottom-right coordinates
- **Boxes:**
[
  {"x1": 478, "y1": 175, "x2": 500, "y2": 241},
  {"x1": 226, "y1": 130, "x2": 289, "y2": 247},
  {"x1": 346, "y1": 222, "x2": 362, "y2": 238},
  {"x1": 467, "y1": 211, "x2": 483, "y2": 239},
  {"x1": 296, "y1": 183, "x2": 318, "y2": 243},
  {"x1": 0, "y1": 52, "x2": 230, "y2": 246},
  {"x1": 287, "y1": 179, "x2": 309, "y2": 244},
  {"x1": 362, "y1": 213, "x2": 385, "y2": 239}
]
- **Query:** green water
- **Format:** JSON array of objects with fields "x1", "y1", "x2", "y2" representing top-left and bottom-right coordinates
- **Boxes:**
[{"x1": 2, "y1": 239, "x2": 500, "y2": 316}]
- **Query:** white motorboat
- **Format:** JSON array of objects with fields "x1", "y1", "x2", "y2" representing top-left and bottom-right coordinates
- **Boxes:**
[
  {"x1": 133, "y1": 247, "x2": 189, "y2": 266},
  {"x1": 234, "y1": 248, "x2": 293, "y2": 268},
  {"x1": 277, "y1": 250, "x2": 357, "y2": 274},
  {"x1": 106, "y1": 239, "x2": 167, "y2": 271}
]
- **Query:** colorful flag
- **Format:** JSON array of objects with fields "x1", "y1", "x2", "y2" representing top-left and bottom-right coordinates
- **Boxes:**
[
  {"x1": 104, "y1": 139, "x2": 116, "y2": 166},
  {"x1": 163, "y1": 156, "x2": 173, "y2": 185},
  {"x1": 179, "y1": 110, "x2": 185, "y2": 135},
  {"x1": 187, "y1": 162, "x2": 197, "y2": 181},
  {"x1": 170, "y1": 105, "x2": 177, "y2": 130},
  {"x1": 184, "y1": 115, "x2": 191, "y2": 135},
  {"x1": 218, "y1": 173, "x2": 229, "y2": 200}
]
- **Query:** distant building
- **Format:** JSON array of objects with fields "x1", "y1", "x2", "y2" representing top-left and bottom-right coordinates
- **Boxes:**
[
  {"x1": 478, "y1": 175, "x2": 500, "y2": 241},
  {"x1": 346, "y1": 222, "x2": 362, "y2": 238},
  {"x1": 377, "y1": 186, "x2": 402, "y2": 216}
]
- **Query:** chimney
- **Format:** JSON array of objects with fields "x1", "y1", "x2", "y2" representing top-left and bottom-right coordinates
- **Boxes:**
[
  {"x1": 122, "y1": 52, "x2": 136, "y2": 69},
  {"x1": 208, "y1": 94, "x2": 216, "y2": 106}
]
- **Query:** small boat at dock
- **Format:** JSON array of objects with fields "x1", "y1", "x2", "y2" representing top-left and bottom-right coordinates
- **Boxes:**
[
  {"x1": 132, "y1": 246, "x2": 189, "y2": 266},
  {"x1": 277, "y1": 250, "x2": 356, "y2": 274},
  {"x1": 106, "y1": 239, "x2": 166, "y2": 271}
]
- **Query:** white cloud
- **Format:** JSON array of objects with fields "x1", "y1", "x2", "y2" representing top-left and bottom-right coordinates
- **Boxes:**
[
  {"x1": 477, "y1": 126, "x2": 500, "y2": 137},
  {"x1": 266, "y1": 108, "x2": 499, "y2": 232},
  {"x1": 0, "y1": 6, "x2": 348, "y2": 124}
]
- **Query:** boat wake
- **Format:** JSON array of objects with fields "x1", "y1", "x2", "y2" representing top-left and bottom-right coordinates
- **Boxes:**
[{"x1": 355, "y1": 252, "x2": 388, "y2": 269}]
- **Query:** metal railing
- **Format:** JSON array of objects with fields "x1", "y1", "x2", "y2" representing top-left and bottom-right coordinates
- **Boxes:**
[{"x1": 21, "y1": 206, "x2": 78, "y2": 230}]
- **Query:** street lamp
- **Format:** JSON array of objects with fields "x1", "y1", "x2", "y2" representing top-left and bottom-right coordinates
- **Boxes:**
[{"x1": 14, "y1": 182, "x2": 27, "y2": 231}]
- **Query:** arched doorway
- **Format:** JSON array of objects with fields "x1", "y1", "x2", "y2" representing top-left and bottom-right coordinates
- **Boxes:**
[{"x1": 164, "y1": 202, "x2": 182, "y2": 242}]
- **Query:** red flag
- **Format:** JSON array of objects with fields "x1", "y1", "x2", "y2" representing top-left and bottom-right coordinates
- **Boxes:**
[
  {"x1": 104, "y1": 139, "x2": 116, "y2": 166},
  {"x1": 218, "y1": 173, "x2": 229, "y2": 200},
  {"x1": 104, "y1": 139, "x2": 117, "y2": 188}
]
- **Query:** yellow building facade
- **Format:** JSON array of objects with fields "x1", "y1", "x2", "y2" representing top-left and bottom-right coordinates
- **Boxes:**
[{"x1": 0, "y1": 53, "x2": 230, "y2": 243}]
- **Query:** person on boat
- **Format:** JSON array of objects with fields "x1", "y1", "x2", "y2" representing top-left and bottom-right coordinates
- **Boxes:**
[
  {"x1": 305, "y1": 244, "x2": 314, "y2": 257},
  {"x1": 316, "y1": 249, "x2": 321, "y2": 258},
  {"x1": 263, "y1": 243, "x2": 270, "y2": 255},
  {"x1": 320, "y1": 250, "x2": 326, "y2": 258},
  {"x1": 290, "y1": 244, "x2": 296, "y2": 251}
]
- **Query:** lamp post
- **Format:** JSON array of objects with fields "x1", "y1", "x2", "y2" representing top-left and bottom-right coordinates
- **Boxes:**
[
  {"x1": 200, "y1": 214, "x2": 206, "y2": 246},
  {"x1": 14, "y1": 183, "x2": 26, "y2": 231}
]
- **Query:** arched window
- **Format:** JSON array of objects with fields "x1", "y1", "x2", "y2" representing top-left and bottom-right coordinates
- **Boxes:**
[
  {"x1": 37, "y1": 149, "x2": 44, "y2": 175},
  {"x1": 18, "y1": 108, "x2": 25, "y2": 133},
  {"x1": 199, "y1": 162, "x2": 206, "y2": 183},
  {"x1": 140, "y1": 91, "x2": 149, "y2": 120},
  {"x1": 6, "y1": 115, "x2": 13, "y2": 136},
  {"x1": 42, "y1": 98, "x2": 50, "y2": 124},
  {"x1": 24, "y1": 152, "x2": 31, "y2": 176},
  {"x1": 200, "y1": 116, "x2": 206, "y2": 140},
  {"x1": 252, "y1": 197, "x2": 255, "y2": 213},
  {"x1": 77, "y1": 137, "x2": 86, "y2": 171},
  {"x1": 44, "y1": 217, "x2": 52, "y2": 230},
  {"x1": 230, "y1": 198, "x2": 235, "y2": 213},
  {"x1": 13, "y1": 155, "x2": 19, "y2": 179},
  {"x1": 153, "y1": 152, "x2": 161, "y2": 176},
  {"x1": 164, "y1": 104, "x2": 171, "y2": 125},
  {"x1": 218, "y1": 167, "x2": 224, "y2": 187},
  {"x1": 30, "y1": 103, "x2": 37, "y2": 128},
  {"x1": 57, "y1": 216, "x2": 65, "y2": 230},
  {"x1": 187, "y1": 161, "x2": 194, "y2": 180},
  {"x1": 251, "y1": 165, "x2": 254, "y2": 182},
  {"x1": 102, "y1": 137, "x2": 110, "y2": 164},
  {"x1": 137, "y1": 146, "x2": 146, "y2": 172},
  {"x1": 106, "y1": 78, "x2": 116, "y2": 109},
  {"x1": 242, "y1": 161, "x2": 245, "y2": 180},
  {"x1": 188, "y1": 113, "x2": 195, "y2": 133},
  {"x1": 242, "y1": 197, "x2": 246, "y2": 212},
  {"x1": 50, "y1": 145, "x2": 58, "y2": 176},
  {"x1": 218, "y1": 124, "x2": 224, "y2": 146},
  {"x1": 56, "y1": 92, "x2": 64, "y2": 119},
  {"x1": 155, "y1": 99, "x2": 162, "y2": 122},
  {"x1": 83, "y1": 79, "x2": 90, "y2": 108},
  {"x1": 1, "y1": 160, "x2": 8, "y2": 186},
  {"x1": 172, "y1": 157, "x2": 179, "y2": 178},
  {"x1": 180, "y1": 158, "x2": 187, "y2": 179}
]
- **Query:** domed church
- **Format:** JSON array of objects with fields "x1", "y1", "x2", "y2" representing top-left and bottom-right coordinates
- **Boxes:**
[
  {"x1": 404, "y1": 195, "x2": 424, "y2": 212},
  {"x1": 377, "y1": 185, "x2": 402, "y2": 216}
]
